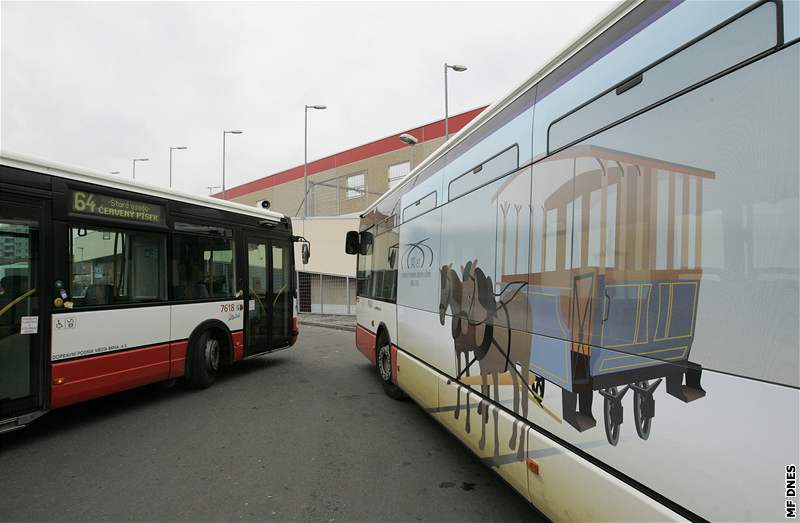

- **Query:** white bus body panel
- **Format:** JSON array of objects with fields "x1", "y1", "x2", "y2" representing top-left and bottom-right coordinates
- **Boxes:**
[
  {"x1": 393, "y1": 350, "x2": 686, "y2": 522},
  {"x1": 356, "y1": 297, "x2": 397, "y2": 344},
  {"x1": 51, "y1": 306, "x2": 171, "y2": 361},
  {"x1": 50, "y1": 301, "x2": 245, "y2": 362},
  {"x1": 170, "y1": 300, "x2": 244, "y2": 340}
]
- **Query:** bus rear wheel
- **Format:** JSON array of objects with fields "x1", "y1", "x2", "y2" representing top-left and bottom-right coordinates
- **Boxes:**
[
  {"x1": 376, "y1": 334, "x2": 403, "y2": 400},
  {"x1": 187, "y1": 330, "x2": 221, "y2": 389}
]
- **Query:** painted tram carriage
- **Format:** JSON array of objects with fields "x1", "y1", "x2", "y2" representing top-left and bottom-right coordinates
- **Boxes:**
[{"x1": 493, "y1": 145, "x2": 714, "y2": 445}]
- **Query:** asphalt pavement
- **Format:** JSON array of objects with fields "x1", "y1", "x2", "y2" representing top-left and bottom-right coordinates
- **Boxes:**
[
  {"x1": 298, "y1": 313, "x2": 356, "y2": 332},
  {"x1": 0, "y1": 325, "x2": 542, "y2": 522}
]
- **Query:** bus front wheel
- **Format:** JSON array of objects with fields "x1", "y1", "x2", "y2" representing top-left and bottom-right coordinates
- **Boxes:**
[
  {"x1": 187, "y1": 330, "x2": 221, "y2": 389},
  {"x1": 376, "y1": 334, "x2": 403, "y2": 400}
]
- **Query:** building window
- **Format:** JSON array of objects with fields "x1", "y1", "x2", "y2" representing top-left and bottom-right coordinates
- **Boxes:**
[
  {"x1": 388, "y1": 161, "x2": 410, "y2": 190},
  {"x1": 70, "y1": 227, "x2": 167, "y2": 307},
  {"x1": 346, "y1": 172, "x2": 367, "y2": 199}
]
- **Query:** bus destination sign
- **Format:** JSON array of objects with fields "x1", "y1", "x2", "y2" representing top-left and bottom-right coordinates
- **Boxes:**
[{"x1": 70, "y1": 190, "x2": 165, "y2": 225}]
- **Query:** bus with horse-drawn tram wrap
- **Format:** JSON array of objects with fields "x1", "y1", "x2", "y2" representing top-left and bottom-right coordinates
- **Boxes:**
[
  {"x1": 346, "y1": 0, "x2": 800, "y2": 520},
  {"x1": 1, "y1": 152, "x2": 305, "y2": 433}
]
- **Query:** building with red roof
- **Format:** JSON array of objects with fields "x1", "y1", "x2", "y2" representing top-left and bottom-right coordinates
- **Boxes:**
[{"x1": 221, "y1": 107, "x2": 486, "y2": 217}]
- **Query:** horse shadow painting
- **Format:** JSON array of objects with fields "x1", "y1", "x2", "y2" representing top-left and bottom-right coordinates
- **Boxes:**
[{"x1": 439, "y1": 260, "x2": 539, "y2": 461}]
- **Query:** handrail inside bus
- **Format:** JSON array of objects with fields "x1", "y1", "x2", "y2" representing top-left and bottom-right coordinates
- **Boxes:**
[{"x1": 0, "y1": 288, "x2": 36, "y2": 318}]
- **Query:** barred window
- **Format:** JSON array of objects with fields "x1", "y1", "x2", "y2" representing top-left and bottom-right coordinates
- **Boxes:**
[
  {"x1": 346, "y1": 172, "x2": 367, "y2": 199},
  {"x1": 388, "y1": 162, "x2": 410, "y2": 189}
]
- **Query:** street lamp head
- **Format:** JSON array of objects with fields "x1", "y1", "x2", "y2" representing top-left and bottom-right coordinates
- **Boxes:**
[
  {"x1": 172, "y1": 146, "x2": 188, "y2": 150},
  {"x1": 110, "y1": 171, "x2": 120, "y2": 175},
  {"x1": 449, "y1": 64, "x2": 468, "y2": 72},
  {"x1": 134, "y1": 158, "x2": 149, "y2": 162},
  {"x1": 399, "y1": 133, "x2": 418, "y2": 146},
  {"x1": 307, "y1": 104, "x2": 326, "y2": 110},
  {"x1": 226, "y1": 130, "x2": 243, "y2": 135}
]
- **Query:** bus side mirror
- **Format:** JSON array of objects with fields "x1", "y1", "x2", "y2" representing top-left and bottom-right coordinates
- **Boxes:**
[
  {"x1": 302, "y1": 243, "x2": 311, "y2": 265},
  {"x1": 345, "y1": 231, "x2": 360, "y2": 255},
  {"x1": 359, "y1": 231, "x2": 373, "y2": 256}
]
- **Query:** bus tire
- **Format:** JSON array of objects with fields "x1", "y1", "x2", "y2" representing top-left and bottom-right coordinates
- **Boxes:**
[
  {"x1": 187, "y1": 329, "x2": 221, "y2": 389},
  {"x1": 376, "y1": 332, "x2": 403, "y2": 400}
]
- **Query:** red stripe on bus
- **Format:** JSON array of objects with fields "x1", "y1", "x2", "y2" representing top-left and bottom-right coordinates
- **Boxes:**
[
  {"x1": 169, "y1": 340, "x2": 188, "y2": 378},
  {"x1": 232, "y1": 330, "x2": 245, "y2": 361},
  {"x1": 50, "y1": 343, "x2": 171, "y2": 409},
  {"x1": 391, "y1": 344, "x2": 398, "y2": 384},
  {"x1": 355, "y1": 324, "x2": 376, "y2": 365},
  {"x1": 51, "y1": 328, "x2": 248, "y2": 407}
]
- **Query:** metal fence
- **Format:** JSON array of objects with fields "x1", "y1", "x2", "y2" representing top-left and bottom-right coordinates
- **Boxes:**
[
  {"x1": 297, "y1": 171, "x2": 384, "y2": 217},
  {"x1": 298, "y1": 271, "x2": 357, "y2": 315}
]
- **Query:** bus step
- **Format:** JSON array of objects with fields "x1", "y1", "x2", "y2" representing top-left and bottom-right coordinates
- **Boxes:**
[
  {"x1": 666, "y1": 362, "x2": 706, "y2": 403},
  {"x1": 0, "y1": 416, "x2": 23, "y2": 435},
  {"x1": 562, "y1": 389, "x2": 597, "y2": 431}
]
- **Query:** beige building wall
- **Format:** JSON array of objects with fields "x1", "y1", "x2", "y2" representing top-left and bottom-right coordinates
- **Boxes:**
[
  {"x1": 291, "y1": 216, "x2": 359, "y2": 314},
  {"x1": 231, "y1": 135, "x2": 446, "y2": 219},
  {"x1": 291, "y1": 216, "x2": 359, "y2": 277}
]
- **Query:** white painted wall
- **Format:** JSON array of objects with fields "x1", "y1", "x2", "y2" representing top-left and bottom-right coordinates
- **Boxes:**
[{"x1": 291, "y1": 216, "x2": 359, "y2": 277}]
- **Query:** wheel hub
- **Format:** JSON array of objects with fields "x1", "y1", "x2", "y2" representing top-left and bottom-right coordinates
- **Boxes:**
[
  {"x1": 378, "y1": 344, "x2": 392, "y2": 381},
  {"x1": 205, "y1": 338, "x2": 220, "y2": 372}
]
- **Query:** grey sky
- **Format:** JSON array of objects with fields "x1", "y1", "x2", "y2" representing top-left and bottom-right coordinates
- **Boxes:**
[{"x1": 1, "y1": 1, "x2": 615, "y2": 197}]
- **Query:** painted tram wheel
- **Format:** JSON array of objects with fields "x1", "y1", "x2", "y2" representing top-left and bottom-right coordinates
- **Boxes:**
[
  {"x1": 532, "y1": 375, "x2": 546, "y2": 398},
  {"x1": 603, "y1": 386, "x2": 622, "y2": 446},
  {"x1": 633, "y1": 381, "x2": 653, "y2": 440}
]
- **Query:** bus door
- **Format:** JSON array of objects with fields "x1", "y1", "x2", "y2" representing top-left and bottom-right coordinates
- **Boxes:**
[
  {"x1": 245, "y1": 237, "x2": 292, "y2": 355},
  {"x1": 0, "y1": 198, "x2": 47, "y2": 422},
  {"x1": 268, "y1": 240, "x2": 292, "y2": 348}
]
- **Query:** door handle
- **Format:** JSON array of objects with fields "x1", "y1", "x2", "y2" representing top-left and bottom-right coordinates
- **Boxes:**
[{"x1": 602, "y1": 292, "x2": 610, "y2": 322}]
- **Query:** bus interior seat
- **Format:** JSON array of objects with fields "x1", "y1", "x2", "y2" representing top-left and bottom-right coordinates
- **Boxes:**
[
  {"x1": 192, "y1": 283, "x2": 209, "y2": 298},
  {"x1": 173, "y1": 283, "x2": 209, "y2": 300}
]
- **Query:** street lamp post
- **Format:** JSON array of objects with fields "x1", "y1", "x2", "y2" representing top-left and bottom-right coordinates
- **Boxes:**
[
  {"x1": 169, "y1": 146, "x2": 187, "y2": 188},
  {"x1": 399, "y1": 133, "x2": 419, "y2": 168},
  {"x1": 222, "y1": 130, "x2": 243, "y2": 199},
  {"x1": 304, "y1": 104, "x2": 326, "y2": 218},
  {"x1": 132, "y1": 158, "x2": 149, "y2": 180},
  {"x1": 444, "y1": 63, "x2": 467, "y2": 141}
]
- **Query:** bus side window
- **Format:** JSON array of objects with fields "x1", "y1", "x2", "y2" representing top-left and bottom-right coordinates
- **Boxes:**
[
  {"x1": 447, "y1": 145, "x2": 519, "y2": 201},
  {"x1": 69, "y1": 227, "x2": 167, "y2": 307},
  {"x1": 402, "y1": 192, "x2": 436, "y2": 223},
  {"x1": 173, "y1": 225, "x2": 236, "y2": 300},
  {"x1": 548, "y1": 1, "x2": 779, "y2": 154}
]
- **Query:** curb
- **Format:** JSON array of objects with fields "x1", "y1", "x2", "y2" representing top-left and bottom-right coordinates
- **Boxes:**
[{"x1": 299, "y1": 320, "x2": 356, "y2": 333}]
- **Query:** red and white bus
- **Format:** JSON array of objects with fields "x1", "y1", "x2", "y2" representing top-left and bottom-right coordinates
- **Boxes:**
[
  {"x1": 346, "y1": 0, "x2": 799, "y2": 520},
  {"x1": 0, "y1": 152, "x2": 303, "y2": 433}
]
